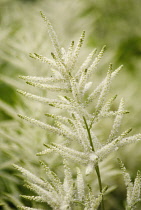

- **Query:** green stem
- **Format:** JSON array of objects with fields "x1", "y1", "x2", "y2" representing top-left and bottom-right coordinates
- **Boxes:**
[
  {"x1": 95, "y1": 166, "x2": 105, "y2": 210},
  {"x1": 83, "y1": 117, "x2": 105, "y2": 210}
]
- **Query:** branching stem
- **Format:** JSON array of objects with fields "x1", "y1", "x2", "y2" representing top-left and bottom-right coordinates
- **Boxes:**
[{"x1": 83, "y1": 116, "x2": 105, "y2": 210}]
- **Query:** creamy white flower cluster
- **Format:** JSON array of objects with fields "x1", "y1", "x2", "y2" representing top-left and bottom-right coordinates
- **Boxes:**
[
  {"x1": 14, "y1": 161, "x2": 105, "y2": 210},
  {"x1": 16, "y1": 12, "x2": 141, "y2": 209},
  {"x1": 119, "y1": 159, "x2": 141, "y2": 210}
]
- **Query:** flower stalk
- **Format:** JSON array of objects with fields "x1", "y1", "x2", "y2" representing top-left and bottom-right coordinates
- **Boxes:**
[{"x1": 83, "y1": 116, "x2": 105, "y2": 210}]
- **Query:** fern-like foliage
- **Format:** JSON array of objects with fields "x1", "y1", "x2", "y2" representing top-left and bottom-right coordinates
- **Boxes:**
[{"x1": 15, "y1": 11, "x2": 141, "y2": 209}]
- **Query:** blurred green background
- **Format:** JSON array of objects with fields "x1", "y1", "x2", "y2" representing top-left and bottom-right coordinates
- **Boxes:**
[{"x1": 0, "y1": 0, "x2": 141, "y2": 209}]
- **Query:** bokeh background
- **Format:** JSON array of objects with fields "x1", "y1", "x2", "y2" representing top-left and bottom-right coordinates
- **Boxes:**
[{"x1": 0, "y1": 0, "x2": 141, "y2": 209}]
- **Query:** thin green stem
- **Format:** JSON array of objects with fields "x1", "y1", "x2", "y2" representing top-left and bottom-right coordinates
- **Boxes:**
[
  {"x1": 83, "y1": 116, "x2": 95, "y2": 151},
  {"x1": 95, "y1": 166, "x2": 105, "y2": 210},
  {"x1": 83, "y1": 116, "x2": 105, "y2": 210}
]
